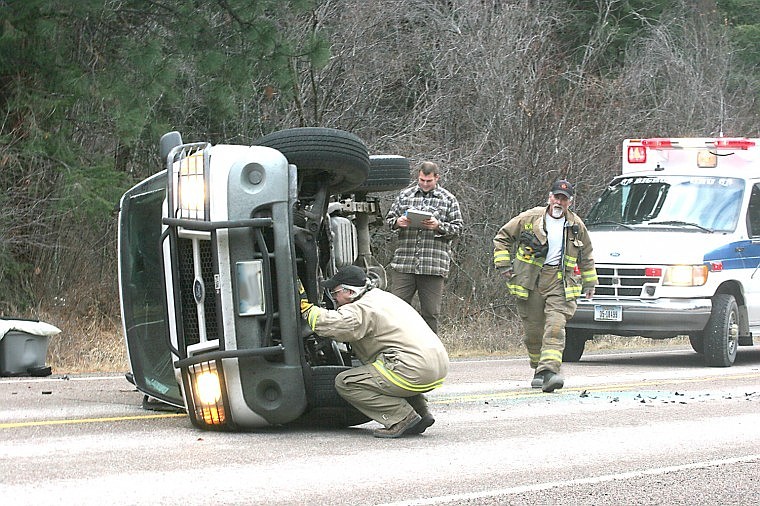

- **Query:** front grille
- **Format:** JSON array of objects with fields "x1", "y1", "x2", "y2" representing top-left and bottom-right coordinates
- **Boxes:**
[
  {"x1": 178, "y1": 237, "x2": 218, "y2": 346},
  {"x1": 594, "y1": 266, "x2": 661, "y2": 298}
]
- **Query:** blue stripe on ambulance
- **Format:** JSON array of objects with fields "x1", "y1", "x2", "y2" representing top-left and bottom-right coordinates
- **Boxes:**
[{"x1": 704, "y1": 240, "x2": 760, "y2": 269}]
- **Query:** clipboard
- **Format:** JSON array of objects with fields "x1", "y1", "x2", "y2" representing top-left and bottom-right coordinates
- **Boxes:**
[{"x1": 406, "y1": 209, "x2": 434, "y2": 229}]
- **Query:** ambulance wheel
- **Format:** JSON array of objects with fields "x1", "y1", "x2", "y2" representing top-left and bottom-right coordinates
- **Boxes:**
[
  {"x1": 254, "y1": 127, "x2": 370, "y2": 194},
  {"x1": 352, "y1": 155, "x2": 411, "y2": 195},
  {"x1": 563, "y1": 330, "x2": 588, "y2": 362},
  {"x1": 703, "y1": 293, "x2": 739, "y2": 367}
]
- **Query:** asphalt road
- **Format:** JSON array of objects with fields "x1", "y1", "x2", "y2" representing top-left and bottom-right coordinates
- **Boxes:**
[{"x1": 2, "y1": 345, "x2": 759, "y2": 505}]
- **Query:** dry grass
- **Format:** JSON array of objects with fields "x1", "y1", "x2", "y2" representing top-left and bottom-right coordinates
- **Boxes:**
[
  {"x1": 439, "y1": 313, "x2": 691, "y2": 359},
  {"x1": 586, "y1": 334, "x2": 690, "y2": 352},
  {"x1": 440, "y1": 312, "x2": 525, "y2": 358},
  {"x1": 39, "y1": 308, "x2": 128, "y2": 373}
]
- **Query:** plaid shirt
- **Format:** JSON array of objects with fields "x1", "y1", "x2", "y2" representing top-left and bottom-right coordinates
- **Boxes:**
[{"x1": 385, "y1": 184, "x2": 463, "y2": 277}]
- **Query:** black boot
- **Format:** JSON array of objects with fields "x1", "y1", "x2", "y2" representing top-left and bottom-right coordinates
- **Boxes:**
[
  {"x1": 542, "y1": 371, "x2": 565, "y2": 393},
  {"x1": 407, "y1": 394, "x2": 435, "y2": 434}
]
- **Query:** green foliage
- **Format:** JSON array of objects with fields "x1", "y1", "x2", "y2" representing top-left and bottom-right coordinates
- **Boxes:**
[
  {"x1": 717, "y1": 0, "x2": 760, "y2": 68},
  {"x1": 717, "y1": 0, "x2": 760, "y2": 24},
  {"x1": 561, "y1": 0, "x2": 676, "y2": 74},
  {"x1": 309, "y1": 35, "x2": 332, "y2": 68},
  {"x1": 730, "y1": 25, "x2": 760, "y2": 67},
  {"x1": 58, "y1": 163, "x2": 131, "y2": 223}
]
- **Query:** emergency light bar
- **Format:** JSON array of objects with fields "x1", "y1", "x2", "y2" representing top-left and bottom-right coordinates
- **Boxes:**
[
  {"x1": 712, "y1": 138, "x2": 756, "y2": 150},
  {"x1": 635, "y1": 137, "x2": 755, "y2": 150},
  {"x1": 627, "y1": 137, "x2": 756, "y2": 165},
  {"x1": 640, "y1": 138, "x2": 676, "y2": 149}
]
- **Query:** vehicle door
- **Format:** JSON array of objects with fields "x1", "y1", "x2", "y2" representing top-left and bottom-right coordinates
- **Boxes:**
[{"x1": 741, "y1": 182, "x2": 760, "y2": 328}]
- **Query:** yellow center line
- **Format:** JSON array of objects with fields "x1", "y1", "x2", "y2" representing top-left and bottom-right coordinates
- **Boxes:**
[{"x1": 1, "y1": 412, "x2": 187, "y2": 429}]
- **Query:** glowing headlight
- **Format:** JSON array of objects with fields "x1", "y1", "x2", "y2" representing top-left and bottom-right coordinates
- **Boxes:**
[
  {"x1": 189, "y1": 362, "x2": 227, "y2": 425},
  {"x1": 195, "y1": 370, "x2": 222, "y2": 404},
  {"x1": 177, "y1": 152, "x2": 206, "y2": 219},
  {"x1": 663, "y1": 265, "x2": 708, "y2": 286}
]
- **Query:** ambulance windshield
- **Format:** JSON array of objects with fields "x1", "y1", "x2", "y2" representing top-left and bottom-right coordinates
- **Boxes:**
[{"x1": 587, "y1": 176, "x2": 744, "y2": 232}]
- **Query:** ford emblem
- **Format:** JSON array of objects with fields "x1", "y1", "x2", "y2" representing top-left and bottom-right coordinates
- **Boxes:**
[
  {"x1": 610, "y1": 252, "x2": 621, "y2": 257},
  {"x1": 193, "y1": 278, "x2": 205, "y2": 304}
]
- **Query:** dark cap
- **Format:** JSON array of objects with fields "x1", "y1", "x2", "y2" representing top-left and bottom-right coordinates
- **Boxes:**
[
  {"x1": 322, "y1": 265, "x2": 367, "y2": 290},
  {"x1": 551, "y1": 179, "x2": 574, "y2": 198}
]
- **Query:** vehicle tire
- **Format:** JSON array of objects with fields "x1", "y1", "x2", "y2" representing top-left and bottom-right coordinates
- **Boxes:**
[
  {"x1": 254, "y1": 127, "x2": 370, "y2": 194},
  {"x1": 688, "y1": 333, "x2": 704, "y2": 354},
  {"x1": 365, "y1": 264, "x2": 388, "y2": 290},
  {"x1": 352, "y1": 155, "x2": 411, "y2": 195},
  {"x1": 288, "y1": 365, "x2": 370, "y2": 428},
  {"x1": 703, "y1": 294, "x2": 739, "y2": 367},
  {"x1": 562, "y1": 330, "x2": 588, "y2": 362}
]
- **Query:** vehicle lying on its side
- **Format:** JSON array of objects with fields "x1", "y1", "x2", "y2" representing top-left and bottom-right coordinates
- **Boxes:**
[{"x1": 118, "y1": 127, "x2": 410, "y2": 430}]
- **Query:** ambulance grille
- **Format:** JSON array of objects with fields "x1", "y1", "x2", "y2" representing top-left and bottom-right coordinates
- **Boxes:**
[{"x1": 593, "y1": 266, "x2": 662, "y2": 298}]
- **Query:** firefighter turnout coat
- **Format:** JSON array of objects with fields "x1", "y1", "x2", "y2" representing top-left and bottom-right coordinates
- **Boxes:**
[
  {"x1": 305, "y1": 288, "x2": 449, "y2": 392},
  {"x1": 493, "y1": 206, "x2": 598, "y2": 300}
]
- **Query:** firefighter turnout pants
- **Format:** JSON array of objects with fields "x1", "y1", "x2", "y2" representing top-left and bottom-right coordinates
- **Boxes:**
[
  {"x1": 515, "y1": 264, "x2": 577, "y2": 374},
  {"x1": 336, "y1": 363, "x2": 423, "y2": 429}
]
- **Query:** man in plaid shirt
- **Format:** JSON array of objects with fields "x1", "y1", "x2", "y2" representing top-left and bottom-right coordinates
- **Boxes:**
[{"x1": 385, "y1": 161, "x2": 464, "y2": 333}]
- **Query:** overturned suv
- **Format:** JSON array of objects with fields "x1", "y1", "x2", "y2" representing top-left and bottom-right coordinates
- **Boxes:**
[{"x1": 118, "y1": 127, "x2": 410, "y2": 430}]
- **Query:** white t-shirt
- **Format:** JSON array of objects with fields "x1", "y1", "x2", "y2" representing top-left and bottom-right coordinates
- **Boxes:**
[{"x1": 544, "y1": 215, "x2": 565, "y2": 265}]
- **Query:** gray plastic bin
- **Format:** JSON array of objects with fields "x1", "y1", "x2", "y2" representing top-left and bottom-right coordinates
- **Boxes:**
[
  {"x1": 0, "y1": 319, "x2": 60, "y2": 376},
  {"x1": 0, "y1": 331, "x2": 50, "y2": 375}
]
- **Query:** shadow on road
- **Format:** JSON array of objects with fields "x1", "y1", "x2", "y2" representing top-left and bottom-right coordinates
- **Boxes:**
[{"x1": 579, "y1": 346, "x2": 760, "y2": 369}]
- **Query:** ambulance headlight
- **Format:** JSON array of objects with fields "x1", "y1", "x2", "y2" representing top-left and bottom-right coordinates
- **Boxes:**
[{"x1": 663, "y1": 265, "x2": 708, "y2": 286}]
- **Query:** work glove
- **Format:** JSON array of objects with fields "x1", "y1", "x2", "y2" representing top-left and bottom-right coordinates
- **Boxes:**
[{"x1": 297, "y1": 279, "x2": 314, "y2": 315}]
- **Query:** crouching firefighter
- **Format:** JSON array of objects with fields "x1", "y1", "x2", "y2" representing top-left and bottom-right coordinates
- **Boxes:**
[
  {"x1": 298, "y1": 265, "x2": 449, "y2": 438},
  {"x1": 492, "y1": 180, "x2": 597, "y2": 392}
]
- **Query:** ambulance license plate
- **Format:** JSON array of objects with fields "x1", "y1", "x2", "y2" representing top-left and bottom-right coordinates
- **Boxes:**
[{"x1": 594, "y1": 305, "x2": 622, "y2": 322}]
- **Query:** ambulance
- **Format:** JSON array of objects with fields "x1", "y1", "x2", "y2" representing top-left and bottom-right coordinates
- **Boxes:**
[{"x1": 566, "y1": 137, "x2": 760, "y2": 366}]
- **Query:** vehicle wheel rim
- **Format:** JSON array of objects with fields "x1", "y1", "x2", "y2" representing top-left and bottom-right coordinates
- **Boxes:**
[{"x1": 728, "y1": 312, "x2": 739, "y2": 355}]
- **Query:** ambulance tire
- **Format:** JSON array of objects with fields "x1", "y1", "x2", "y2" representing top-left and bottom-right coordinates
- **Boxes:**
[
  {"x1": 287, "y1": 366, "x2": 371, "y2": 428},
  {"x1": 703, "y1": 293, "x2": 739, "y2": 367},
  {"x1": 254, "y1": 127, "x2": 370, "y2": 195},
  {"x1": 352, "y1": 155, "x2": 411, "y2": 195},
  {"x1": 563, "y1": 330, "x2": 589, "y2": 362}
]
